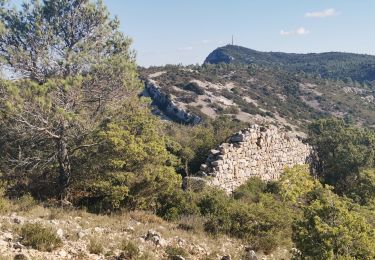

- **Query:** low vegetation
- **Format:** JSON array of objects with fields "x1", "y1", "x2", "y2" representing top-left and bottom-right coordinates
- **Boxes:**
[
  {"x1": 121, "y1": 240, "x2": 140, "y2": 259},
  {"x1": 182, "y1": 82, "x2": 205, "y2": 95},
  {"x1": 19, "y1": 223, "x2": 62, "y2": 252},
  {"x1": 165, "y1": 245, "x2": 189, "y2": 259},
  {"x1": 88, "y1": 237, "x2": 104, "y2": 255}
]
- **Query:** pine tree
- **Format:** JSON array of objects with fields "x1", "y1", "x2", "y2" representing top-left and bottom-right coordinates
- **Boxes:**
[{"x1": 0, "y1": 0, "x2": 140, "y2": 199}]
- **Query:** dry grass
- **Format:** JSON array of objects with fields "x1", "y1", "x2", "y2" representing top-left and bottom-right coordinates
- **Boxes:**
[
  {"x1": 165, "y1": 245, "x2": 189, "y2": 258},
  {"x1": 0, "y1": 189, "x2": 12, "y2": 214},
  {"x1": 3, "y1": 203, "x2": 241, "y2": 257},
  {"x1": 88, "y1": 237, "x2": 104, "y2": 255},
  {"x1": 0, "y1": 197, "x2": 293, "y2": 259},
  {"x1": 0, "y1": 217, "x2": 13, "y2": 232},
  {"x1": 129, "y1": 210, "x2": 164, "y2": 224},
  {"x1": 14, "y1": 194, "x2": 38, "y2": 212},
  {"x1": 177, "y1": 215, "x2": 206, "y2": 234},
  {"x1": 120, "y1": 240, "x2": 140, "y2": 259}
]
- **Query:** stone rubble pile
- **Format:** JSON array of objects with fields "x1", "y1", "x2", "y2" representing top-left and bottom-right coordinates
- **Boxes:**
[{"x1": 196, "y1": 124, "x2": 312, "y2": 193}]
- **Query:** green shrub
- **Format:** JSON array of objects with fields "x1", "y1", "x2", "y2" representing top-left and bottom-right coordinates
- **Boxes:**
[
  {"x1": 156, "y1": 190, "x2": 199, "y2": 221},
  {"x1": 165, "y1": 245, "x2": 189, "y2": 259},
  {"x1": 347, "y1": 168, "x2": 375, "y2": 206},
  {"x1": 86, "y1": 174, "x2": 130, "y2": 212},
  {"x1": 293, "y1": 188, "x2": 375, "y2": 259},
  {"x1": 14, "y1": 255, "x2": 29, "y2": 260},
  {"x1": 228, "y1": 199, "x2": 293, "y2": 253},
  {"x1": 177, "y1": 223, "x2": 194, "y2": 232},
  {"x1": 182, "y1": 82, "x2": 205, "y2": 95},
  {"x1": 121, "y1": 240, "x2": 140, "y2": 259},
  {"x1": 78, "y1": 100, "x2": 181, "y2": 213},
  {"x1": 183, "y1": 177, "x2": 207, "y2": 192},
  {"x1": 204, "y1": 214, "x2": 231, "y2": 236},
  {"x1": 200, "y1": 184, "x2": 295, "y2": 253},
  {"x1": 178, "y1": 93, "x2": 198, "y2": 103},
  {"x1": 19, "y1": 223, "x2": 62, "y2": 252},
  {"x1": 16, "y1": 193, "x2": 38, "y2": 211},
  {"x1": 222, "y1": 105, "x2": 240, "y2": 115},
  {"x1": 198, "y1": 188, "x2": 231, "y2": 216},
  {"x1": 278, "y1": 165, "x2": 319, "y2": 204},
  {"x1": 233, "y1": 177, "x2": 268, "y2": 203},
  {"x1": 199, "y1": 189, "x2": 232, "y2": 235}
]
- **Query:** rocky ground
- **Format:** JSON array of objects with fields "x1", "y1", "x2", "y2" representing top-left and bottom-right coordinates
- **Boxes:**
[{"x1": 0, "y1": 203, "x2": 290, "y2": 260}]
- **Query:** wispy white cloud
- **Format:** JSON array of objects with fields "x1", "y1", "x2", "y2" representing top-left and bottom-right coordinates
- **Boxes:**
[
  {"x1": 280, "y1": 27, "x2": 310, "y2": 36},
  {"x1": 280, "y1": 30, "x2": 293, "y2": 36},
  {"x1": 296, "y1": 27, "x2": 310, "y2": 35},
  {"x1": 305, "y1": 8, "x2": 339, "y2": 18},
  {"x1": 202, "y1": 40, "x2": 211, "y2": 44},
  {"x1": 177, "y1": 46, "x2": 193, "y2": 51}
]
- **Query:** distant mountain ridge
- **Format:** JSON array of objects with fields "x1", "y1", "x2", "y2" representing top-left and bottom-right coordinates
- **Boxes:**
[{"x1": 205, "y1": 45, "x2": 375, "y2": 83}]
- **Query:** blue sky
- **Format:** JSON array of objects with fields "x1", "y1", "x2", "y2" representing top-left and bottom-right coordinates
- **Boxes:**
[
  {"x1": 102, "y1": 0, "x2": 375, "y2": 67},
  {"x1": 10, "y1": 0, "x2": 375, "y2": 67}
]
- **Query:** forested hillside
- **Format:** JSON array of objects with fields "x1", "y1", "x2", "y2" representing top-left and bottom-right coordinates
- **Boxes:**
[{"x1": 205, "y1": 45, "x2": 375, "y2": 83}]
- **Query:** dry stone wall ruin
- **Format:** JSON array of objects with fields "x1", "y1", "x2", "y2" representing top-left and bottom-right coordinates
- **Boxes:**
[
  {"x1": 143, "y1": 79, "x2": 312, "y2": 193},
  {"x1": 190, "y1": 124, "x2": 312, "y2": 193}
]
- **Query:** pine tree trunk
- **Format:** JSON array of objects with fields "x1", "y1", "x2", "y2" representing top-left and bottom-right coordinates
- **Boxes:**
[{"x1": 56, "y1": 122, "x2": 71, "y2": 200}]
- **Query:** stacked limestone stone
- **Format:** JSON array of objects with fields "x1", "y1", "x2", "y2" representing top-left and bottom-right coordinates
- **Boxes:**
[{"x1": 196, "y1": 124, "x2": 312, "y2": 193}]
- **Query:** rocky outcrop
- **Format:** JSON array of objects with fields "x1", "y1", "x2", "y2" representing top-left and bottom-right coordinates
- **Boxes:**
[
  {"x1": 204, "y1": 46, "x2": 235, "y2": 64},
  {"x1": 192, "y1": 124, "x2": 312, "y2": 193},
  {"x1": 144, "y1": 80, "x2": 202, "y2": 125}
]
